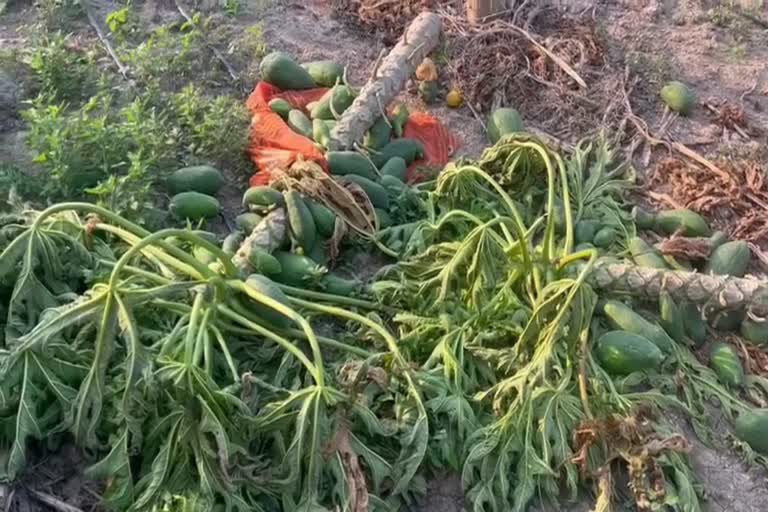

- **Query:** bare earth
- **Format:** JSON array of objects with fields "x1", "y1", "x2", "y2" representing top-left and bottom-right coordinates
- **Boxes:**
[{"x1": 2, "y1": 0, "x2": 768, "y2": 510}]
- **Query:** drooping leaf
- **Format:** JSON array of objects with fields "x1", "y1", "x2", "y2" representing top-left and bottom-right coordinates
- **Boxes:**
[{"x1": 85, "y1": 428, "x2": 135, "y2": 509}]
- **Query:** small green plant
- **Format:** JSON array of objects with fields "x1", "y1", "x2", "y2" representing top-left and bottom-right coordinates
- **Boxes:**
[
  {"x1": 223, "y1": 0, "x2": 241, "y2": 16},
  {"x1": 223, "y1": 24, "x2": 268, "y2": 83},
  {"x1": 22, "y1": 92, "x2": 174, "y2": 223},
  {"x1": 0, "y1": 165, "x2": 44, "y2": 204},
  {"x1": 25, "y1": 31, "x2": 101, "y2": 103},
  {"x1": 170, "y1": 84, "x2": 251, "y2": 173},
  {"x1": 120, "y1": 14, "x2": 240, "y2": 92}
]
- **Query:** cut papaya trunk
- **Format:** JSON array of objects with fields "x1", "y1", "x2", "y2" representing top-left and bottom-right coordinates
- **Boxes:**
[{"x1": 327, "y1": 12, "x2": 442, "y2": 150}]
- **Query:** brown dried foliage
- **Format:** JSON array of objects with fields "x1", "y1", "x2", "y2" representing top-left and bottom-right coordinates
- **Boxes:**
[
  {"x1": 572, "y1": 406, "x2": 690, "y2": 511},
  {"x1": 270, "y1": 159, "x2": 377, "y2": 237},
  {"x1": 322, "y1": 425, "x2": 370, "y2": 512},
  {"x1": 649, "y1": 157, "x2": 768, "y2": 248},
  {"x1": 705, "y1": 99, "x2": 756, "y2": 137},
  {"x1": 733, "y1": 336, "x2": 768, "y2": 378},
  {"x1": 444, "y1": 17, "x2": 604, "y2": 112},
  {"x1": 331, "y1": 0, "x2": 436, "y2": 41},
  {"x1": 658, "y1": 235, "x2": 713, "y2": 261}
]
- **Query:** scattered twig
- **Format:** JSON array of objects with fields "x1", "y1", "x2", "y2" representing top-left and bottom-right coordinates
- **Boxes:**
[
  {"x1": 465, "y1": 100, "x2": 487, "y2": 133},
  {"x1": 511, "y1": 0, "x2": 531, "y2": 26},
  {"x1": 2, "y1": 486, "x2": 14, "y2": 512},
  {"x1": 740, "y1": 69, "x2": 766, "y2": 102},
  {"x1": 174, "y1": 0, "x2": 239, "y2": 83},
  {"x1": 735, "y1": 8, "x2": 768, "y2": 29},
  {"x1": 647, "y1": 191, "x2": 684, "y2": 209},
  {"x1": 369, "y1": 47, "x2": 387, "y2": 81},
  {"x1": 512, "y1": 24, "x2": 587, "y2": 89},
  {"x1": 29, "y1": 490, "x2": 84, "y2": 512},
  {"x1": 622, "y1": 73, "x2": 733, "y2": 182},
  {"x1": 81, "y1": 0, "x2": 129, "y2": 79},
  {"x1": 407, "y1": 42, "x2": 425, "y2": 62},
  {"x1": 374, "y1": 92, "x2": 392, "y2": 128}
]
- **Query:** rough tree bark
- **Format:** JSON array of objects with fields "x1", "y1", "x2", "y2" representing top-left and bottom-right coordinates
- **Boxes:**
[
  {"x1": 327, "y1": 12, "x2": 442, "y2": 151},
  {"x1": 589, "y1": 261, "x2": 768, "y2": 317}
]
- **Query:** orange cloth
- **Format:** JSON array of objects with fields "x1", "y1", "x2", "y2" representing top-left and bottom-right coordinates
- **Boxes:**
[
  {"x1": 245, "y1": 82, "x2": 460, "y2": 185},
  {"x1": 403, "y1": 112, "x2": 459, "y2": 183},
  {"x1": 246, "y1": 82, "x2": 330, "y2": 185}
]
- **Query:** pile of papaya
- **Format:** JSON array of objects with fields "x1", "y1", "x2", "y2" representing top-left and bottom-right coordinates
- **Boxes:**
[{"x1": 591, "y1": 205, "x2": 767, "y2": 388}]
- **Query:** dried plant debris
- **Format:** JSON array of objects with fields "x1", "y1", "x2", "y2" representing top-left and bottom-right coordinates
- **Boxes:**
[
  {"x1": 443, "y1": 15, "x2": 605, "y2": 109},
  {"x1": 658, "y1": 235, "x2": 713, "y2": 261},
  {"x1": 704, "y1": 99, "x2": 756, "y2": 138},
  {"x1": 572, "y1": 406, "x2": 692, "y2": 512},
  {"x1": 331, "y1": 0, "x2": 435, "y2": 40},
  {"x1": 649, "y1": 157, "x2": 768, "y2": 248}
]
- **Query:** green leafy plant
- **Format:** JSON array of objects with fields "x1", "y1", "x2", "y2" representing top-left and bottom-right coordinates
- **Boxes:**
[
  {"x1": 22, "y1": 85, "x2": 249, "y2": 223},
  {"x1": 2, "y1": 134, "x2": 763, "y2": 511},
  {"x1": 25, "y1": 31, "x2": 101, "y2": 103}
]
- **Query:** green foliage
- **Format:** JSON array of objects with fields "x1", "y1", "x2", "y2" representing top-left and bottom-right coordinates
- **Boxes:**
[
  {"x1": 0, "y1": 204, "x2": 424, "y2": 509},
  {"x1": 170, "y1": 85, "x2": 250, "y2": 172},
  {"x1": 120, "y1": 13, "x2": 247, "y2": 93},
  {"x1": 25, "y1": 31, "x2": 101, "y2": 103},
  {"x1": 0, "y1": 166, "x2": 44, "y2": 203},
  {"x1": 22, "y1": 86, "x2": 249, "y2": 224}
]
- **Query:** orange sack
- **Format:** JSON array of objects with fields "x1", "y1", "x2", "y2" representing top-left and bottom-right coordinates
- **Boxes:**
[
  {"x1": 246, "y1": 82, "x2": 329, "y2": 185},
  {"x1": 245, "y1": 82, "x2": 460, "y2": 186},
  {"x1": 403, "y1": 111, "x2": 459, "y2": 183}
]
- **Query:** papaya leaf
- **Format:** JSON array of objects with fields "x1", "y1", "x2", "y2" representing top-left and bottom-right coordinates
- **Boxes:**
[
  {"x1": 5, "y1": 354, "x2": 43, "y2": 480},
  {"x1": 85, "y1": 428, "x2": 135, "y2": 509},
  {"x1": 133, "y1": 414, "x2": 183, "y2": 511},
  {"x1": 74, "y1": 290, "x2": 119, "y2": 447},
  {"x1": 115, "y1": 293, "x2": 149, "y2": 436},
  {"x1": 389, "y1": 413, "x2": 428, "y2": 495}
]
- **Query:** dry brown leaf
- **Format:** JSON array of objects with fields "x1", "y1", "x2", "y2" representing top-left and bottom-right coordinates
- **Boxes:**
[
  {"x1": 571, "y1": 407, "x2": 689, "y2": 512},
  {"x1": 335, "y1": 425, "x2": 370, "y2": 512},
  {"x1": 648, "y1": 157, "x2": 768, "y2": 249},
  {"x1": 270, "y1": 159, "x2": 377, "y2": 237},
  {"x1": 658, "y1": 236, "x2": 712, "y2": 261}
]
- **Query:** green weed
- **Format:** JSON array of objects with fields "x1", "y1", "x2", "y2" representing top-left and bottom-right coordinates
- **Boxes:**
[
  {"x1": 0, "y1": 165, "x2": 44, "y2": 202},
  {"x1": 25, "y1": 31, "x2": 102, "y2": 104},
  {"x1": 122, "y1": 20, "x2": 210, "y2": 90},
  {"x1": 22, "y1": 85, "x2": 249, "y2": 225}
]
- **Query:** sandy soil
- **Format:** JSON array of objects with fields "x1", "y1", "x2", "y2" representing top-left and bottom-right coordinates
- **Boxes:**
[{"x1": 2, "y1": 0, "x2": 768, "y2": 510}]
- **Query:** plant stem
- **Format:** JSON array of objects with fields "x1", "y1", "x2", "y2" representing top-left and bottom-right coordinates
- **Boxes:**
[
  {"x1": 227, "y1": 280, "x2": 326, "y2": 387},
  {"x1": 289, "y1": 297, "x2": 426, "y2": 415},
  {"x1": 218, "y1": 304, "x2": 319, "y2": 380},
  {"x1": 277, "y1": 284, "x2": 391, "y2": 312},
  {"x1": 451, "y1": 165, "x2": 532, "y2": 270}
]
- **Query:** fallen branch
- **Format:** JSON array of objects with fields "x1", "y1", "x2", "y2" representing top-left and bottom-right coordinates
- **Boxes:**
[
  {"x1": 29, "y1": 490, "x2": 84, "y2": 512},
  {"x1": 81, "y1": 0, "x2": 129, "y2": 79},
  {"x1": 328, "y1": 12, "x2": 442, "y2": 150}
]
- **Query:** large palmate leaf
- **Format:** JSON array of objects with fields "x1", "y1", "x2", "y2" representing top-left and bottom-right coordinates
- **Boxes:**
[
  {"x1": 1, "y1": 345, "x2": 87, "y2": 479},
  {"x1": 85, "y1": 428, "x2": 135, "y2": 509},
  {"x1": 0, "y1": 221, "x2": 94, "y2": 345}
]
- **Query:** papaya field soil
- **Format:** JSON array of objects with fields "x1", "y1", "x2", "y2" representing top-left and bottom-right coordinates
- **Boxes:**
[{"x1": 1, "y1": 0, "x2": 768, "y2": 511}]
